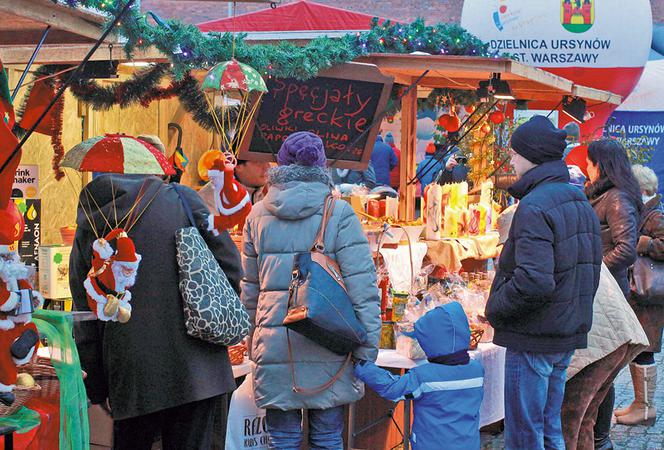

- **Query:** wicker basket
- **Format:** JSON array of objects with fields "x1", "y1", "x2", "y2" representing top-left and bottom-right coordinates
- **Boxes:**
[
  {"x1": 24, "y1": 363, "x2": 59, "y2": 399},
  {"x1": 228, "y1": 343, "x2": 247, "y2": 365},
  {"x1": 469, "y1": 326, "x2": 485, "y2": 351},
  {"x1": 0, "y1": 383, "x2": 41, "y2": 417}
]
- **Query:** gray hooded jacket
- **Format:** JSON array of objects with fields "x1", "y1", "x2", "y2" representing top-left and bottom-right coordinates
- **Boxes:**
[{"x1": 241, "y1": 165, "x2": 380, "y2": 410}]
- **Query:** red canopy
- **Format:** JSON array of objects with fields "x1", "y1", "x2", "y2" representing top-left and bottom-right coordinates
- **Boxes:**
[{"x1": 198, "y1": 0, "x2": 387, "y2": 33}]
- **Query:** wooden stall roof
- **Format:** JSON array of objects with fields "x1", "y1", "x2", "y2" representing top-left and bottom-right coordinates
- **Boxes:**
[
  {"x1": 0, "y1": 0, "x2": 168, "y2": 65},
  {"x1": 357, "y1": 54, "x2": 622, "y2": 105}
]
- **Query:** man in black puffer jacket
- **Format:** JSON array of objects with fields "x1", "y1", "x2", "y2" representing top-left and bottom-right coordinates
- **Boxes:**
[{"x1": 486, "y1": 115, "x2": 602, "y2": 450}]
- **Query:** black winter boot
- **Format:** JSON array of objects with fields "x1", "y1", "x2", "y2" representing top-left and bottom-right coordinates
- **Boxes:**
[{"x1": 594, "y1": 385, "x2": 615, "y2": 450}]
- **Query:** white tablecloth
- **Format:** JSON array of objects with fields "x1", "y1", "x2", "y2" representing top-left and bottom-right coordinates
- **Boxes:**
[{"x1": 376, "y1": 343, "x2": 505, "y2": 427}]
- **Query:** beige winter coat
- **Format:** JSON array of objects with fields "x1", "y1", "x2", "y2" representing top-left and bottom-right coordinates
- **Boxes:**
[{"x1": 566, "y1": 263, "x2": 649, "y2": 379}]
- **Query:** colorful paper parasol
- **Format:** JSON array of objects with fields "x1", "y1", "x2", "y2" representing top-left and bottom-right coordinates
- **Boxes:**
[
  {"x1": 62, "y1": 134, "x2": 175, "y2": 175},
  {"x1": 202, "y1": 59, "x2": 268, "y2": 93}
]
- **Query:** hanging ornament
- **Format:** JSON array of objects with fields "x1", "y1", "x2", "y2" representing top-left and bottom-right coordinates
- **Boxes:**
[
  {"x1": 202, "y1": 60, "x2": 266, "y2": 232},
  {"x1": 481, "y1": 123, "x2": 492, "y2": 135},
  {"x1": 465, "y1": 105, "x2": 476, "y2": 114},
  {"x1": 201, "y1": 59, "x2": 268, "y2": 156},
  {"x1": 437, "y1": 113, "x2": 461, "y2": 133},
  {"x1": 489, "y1": 110, "x2": 505, "y2": 125},
  {"x1": 385, "y1": 114, "x2": 395, "y2": 124},
  {"x1": 206, "y1": 155, "x2": 252, "y2": 234},
  {"x1": 84, "y1": 229, "x2": 141, "y2": 323}
]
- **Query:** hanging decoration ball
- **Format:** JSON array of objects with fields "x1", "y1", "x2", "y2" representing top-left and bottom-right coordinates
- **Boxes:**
[
  {"x1": 489, "y1": 110, "x2": 505, "y2": 125},
  {"x1": 198, "y1": 149, "x2": 224, "y2": 181},
  {"x1": 465, "y1": 105, "x2": 476, "y2": 114},
  {"x1": 386, "y1": 115, "x2": 395, "y2": 124},
  {"x1": 437, "y1": 113, "x2": 461, "y2": 133},
  {"x1": 481, "y1": 123, "x2": 492, "y2": 135}
]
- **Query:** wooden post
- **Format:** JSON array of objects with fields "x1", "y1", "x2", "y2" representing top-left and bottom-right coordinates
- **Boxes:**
[{"x1": 398, "y1": 82, "x2": 417, "y2": 221}]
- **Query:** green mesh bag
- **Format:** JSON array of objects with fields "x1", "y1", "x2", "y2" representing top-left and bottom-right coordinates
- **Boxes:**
[
  {"x1": 33, "y1": 310, "x2": 89, "y2": 450},
  {"x1": 0, "y1": 406, "x2": 40, "y2": 434}
]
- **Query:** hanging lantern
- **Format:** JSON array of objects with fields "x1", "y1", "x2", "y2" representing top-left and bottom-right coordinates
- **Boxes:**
[
  {"x1": 386, "y1": 115, "x2": 395, "y2": 124},
  {"x1": 489, "y1": 110, "x2": 505, "y2": 125},
  {"x1": 437, "y1": 113, "x2": 461, "y2": 133}
]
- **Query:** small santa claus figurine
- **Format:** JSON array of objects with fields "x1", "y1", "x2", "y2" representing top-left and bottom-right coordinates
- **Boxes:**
[
  {"x1": 0, "y1": 203, "x2": 43, "y2": 406},
  {"x1": 207, "y1": 156, "x2": 252, "y2": 235},
  {"x1": 84, "y1": 228, "x2": 141, "y2": 323}
]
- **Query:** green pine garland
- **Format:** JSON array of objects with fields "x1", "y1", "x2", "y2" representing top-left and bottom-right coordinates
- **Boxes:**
[
  {"x1": 47, "y1": 1, "x2": 502, "y2": 132},
  {"x1": 58, "y1": 1, "x2": 496, "y2": 80}
]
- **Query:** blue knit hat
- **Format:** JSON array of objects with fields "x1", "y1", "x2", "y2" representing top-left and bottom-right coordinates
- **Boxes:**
[{"x1": 277, "y1": 131, "x2": 327, "y2": 167}]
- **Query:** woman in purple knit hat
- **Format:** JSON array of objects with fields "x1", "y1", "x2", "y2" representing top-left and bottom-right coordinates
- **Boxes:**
[{"x1": 240, "y1": 131, "x2": 380, "y2": 449}]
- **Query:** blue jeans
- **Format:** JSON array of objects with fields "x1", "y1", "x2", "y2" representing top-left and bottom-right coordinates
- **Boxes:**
[
  {"x1": 504, "y1": 349, "x2": 573, "y2": 450},
  {"x1": 265, "y1": 406, "x2": 344, "y2": 450}
]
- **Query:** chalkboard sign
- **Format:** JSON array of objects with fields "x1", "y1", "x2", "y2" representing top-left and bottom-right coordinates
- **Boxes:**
[{"x1": 239, "y1": 63, "x2": 393, "y2": 170}]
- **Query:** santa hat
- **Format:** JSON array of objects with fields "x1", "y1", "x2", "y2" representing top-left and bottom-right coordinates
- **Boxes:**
[
  {"x1": 208, "y1": 158, "x2": 227, "y2": 175},
  {"x1": 114, "y1": 235, "x2": 141, "y2": 267}
]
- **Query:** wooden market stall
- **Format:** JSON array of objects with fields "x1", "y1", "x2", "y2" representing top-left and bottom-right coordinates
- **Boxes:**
[
  {"x1": 357, "y1": 53, "x2": 622, "y2": 221},
  {"x1": 0, "y1": 4, "x2": 626, "y2": 449}
]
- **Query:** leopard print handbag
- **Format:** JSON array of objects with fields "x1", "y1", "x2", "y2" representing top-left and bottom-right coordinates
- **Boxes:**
[{"x1": 174, "y1": 186, "x2": 250, "y2": 346}]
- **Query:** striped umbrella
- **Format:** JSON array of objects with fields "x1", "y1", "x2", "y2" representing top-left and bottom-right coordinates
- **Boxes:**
[{"x1": 62, "y1": 134, "x2": 175, "y2": 175}]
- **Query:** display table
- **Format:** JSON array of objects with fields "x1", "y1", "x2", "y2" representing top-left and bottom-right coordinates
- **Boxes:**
[{"x1": 425, "y1": 233, "x2": 500, "y2": 272}]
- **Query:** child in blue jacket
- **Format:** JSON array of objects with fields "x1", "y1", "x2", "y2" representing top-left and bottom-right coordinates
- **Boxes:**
[{"x1": 354, "y1": 302, "x2": 484, "y2": 450}]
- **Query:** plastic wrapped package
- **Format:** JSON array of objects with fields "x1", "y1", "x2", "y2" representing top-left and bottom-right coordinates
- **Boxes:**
[{"x1": 395, "y1": 322, "x2": 426, "y2": 360}]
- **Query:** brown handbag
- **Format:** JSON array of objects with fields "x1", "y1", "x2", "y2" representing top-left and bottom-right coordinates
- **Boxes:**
[{"x1": 630, "y1": 209, "x2": 664, "y2": 306}]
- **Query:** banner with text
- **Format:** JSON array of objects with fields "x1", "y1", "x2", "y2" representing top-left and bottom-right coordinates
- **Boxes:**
[{"x1": 606, "y1": 111, "x2": 664, "y2": 197}]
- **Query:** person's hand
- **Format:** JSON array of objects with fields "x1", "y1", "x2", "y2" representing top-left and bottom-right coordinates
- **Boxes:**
[{"x1": 445, "y1": 155, "x2": 458, "y2": 171}]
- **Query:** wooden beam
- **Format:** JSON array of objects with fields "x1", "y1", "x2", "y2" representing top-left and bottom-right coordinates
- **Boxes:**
[
  {"x1": 398, "y1": 81, "x2": 417, "y2": 221},
  {"x1": 572, "y1": 85, "x2": 622, "y2": 105},
  {"x1": 0, "y1": 0, "x2": 107, "y2": 42},
  {"x1": 0, "y1": 45, "x2": 166, "y2": 65}
]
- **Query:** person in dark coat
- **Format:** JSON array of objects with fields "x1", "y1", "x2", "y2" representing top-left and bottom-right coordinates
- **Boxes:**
[
  {"x1": 70, "y1": 174, "x2": 242, "y2": 450},
  {"x1": 370, "y1": 135, "x2": 398, "y2": 187},
  {"x1": 615, "y1": 164, "x2": 664, "y2": 426},
  {"x1": 385, "y1": 132, "x2": 401, "y2": 190},
  {"x1": 584, "y1": 138, "x2": 641, "y2": 449},
  {"x1": 485, "y1": 115, "x2": 602, "y2": 450},
  {"x1": 417, "y1": 143, "x2": 468, "y2": 192}
]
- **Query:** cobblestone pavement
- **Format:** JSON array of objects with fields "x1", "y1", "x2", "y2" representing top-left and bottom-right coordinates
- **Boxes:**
[{"x1": 480, "y1": 351, "x2": 664, "y2": 449}]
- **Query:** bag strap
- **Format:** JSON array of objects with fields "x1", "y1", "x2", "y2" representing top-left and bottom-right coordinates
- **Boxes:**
[
  {"x1": 311, "y1": 195, "x2": 336, "y2": 253},
  {"x1": 173, "y1": 184, "x2": 196, "y2": 227},
  {"x1": 286, "y1": 328, "x2": 351, "y2": 395}
]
